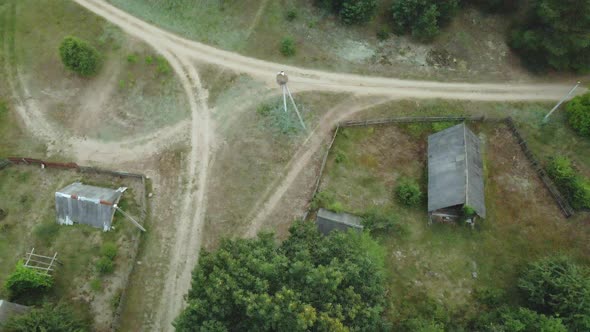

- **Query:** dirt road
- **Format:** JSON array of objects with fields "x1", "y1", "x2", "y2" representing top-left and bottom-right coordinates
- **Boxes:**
[{"x1": 7, "y1": 0, "x2": 581, "y2": 330}]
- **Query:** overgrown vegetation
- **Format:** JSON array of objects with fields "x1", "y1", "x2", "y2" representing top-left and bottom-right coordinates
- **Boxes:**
[
  {"x1": 395, "y1": 177, "x2": 423, "y2": 207},
  {"x1": 2, "y1": 303, "x2": 89, "y2": 332},
  {"x1": 546, "y1": 156, "x2": 590, "y2": 210},
  {"x1": 280, "y1": 37, "x2": 296, "y2": 57},
  {"x1": 316, "y1": 0, "x2": 377, "y2": 25},
  {"x1": 5, "y1": 261, "x2": 53, "y2": 300},
  {"x1": 174, "y1": 221, "x2": 388, "y2": 330},
  {"x1": 566, "y1": 92, "x2": 590, "y2": 137},
  {"x1": 59, "y1": 36, "x2": 102, "y2": 76},
  {"x1": 96, "y1": 242, "x2": 118, "y2": 274}
]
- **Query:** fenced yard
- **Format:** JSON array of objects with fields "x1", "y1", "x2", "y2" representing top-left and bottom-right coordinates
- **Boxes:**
[
  {"x1": 0, "y1": 163, "x2": 145, "y2": 331},
  {"x1": 313, "y1": 121, "x2": 590, "y2": 325}
]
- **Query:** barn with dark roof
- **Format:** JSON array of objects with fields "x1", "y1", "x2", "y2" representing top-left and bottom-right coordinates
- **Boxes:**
[{"x1": 427, "y1": 123, "x2": 485, "y2": 222}]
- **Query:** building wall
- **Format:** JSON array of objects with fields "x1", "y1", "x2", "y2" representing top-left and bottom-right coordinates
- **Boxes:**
[{"x1": 55, "y1": 193, "x2": 115, "y2": 231}]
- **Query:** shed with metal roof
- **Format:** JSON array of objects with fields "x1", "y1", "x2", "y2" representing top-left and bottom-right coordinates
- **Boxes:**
[
  {"x1": 0, "y1": 300, "x2": 29, "y2": 324},
  {"x1": 316, "y1": 208, "x2": 364, "y2": 235},
  {"x1": 427, "y1": 123, "x2": 485, "y2": 221},
  {"x1": 55, "y1": 182, "x2": 126, "y2": 231}
]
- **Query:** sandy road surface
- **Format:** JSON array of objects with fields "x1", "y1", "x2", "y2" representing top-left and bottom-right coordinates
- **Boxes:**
[
  {"x1": 75, "y1": 0, "x2": 585, "y2": 101},
  {"x1": 5, "y1": 0, "x2": 581, "y2": 330}
]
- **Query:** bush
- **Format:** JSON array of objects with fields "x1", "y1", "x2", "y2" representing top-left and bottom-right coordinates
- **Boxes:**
[
  {"x1": 392, "y1": 0, "x2": 459, "y2": 41},
  {"x1": 3, "y1": 303, "x2": 89, "y2": 332},
  {"x1": 509, "y1": 0, "x2": 590, "y2": 72},
  {"x1": 361, "y1": 209, "x2": 400, "y2": 233},
  {"x1": 96, "y1": 257, "x2": 114, "y2": 274},
  {"x1": 566, "y1": 92, "x2": 590, "y2": 137},
  {"x1": 5, "y1": 261, "x2": 53, "y2": 299},
  {"x1": 546, "y1": 156, "x2": 590, "y2": 209},
  {"x1": 518, "y1": 256, "x2": 590, "y2": 330},
  {"x1": 285, "y1": 9, "x2": 297, "y2": 21},
  {"x1": 59, "y1": 36, "x2": 101, "y2": 76},
  {"x1": 280, "y1": 37, "x2": 296, "y2": 57},
  {"x1": 340, "y1": 0, "x2": 377, "y2": 25},
  {"x1": 101, "y1": 243, "x2": 118, "y2": 260},
  {"x1": 315, "y1": 0, "x2": 376, "y2": 25},
  {"x1": 395, "y1": 178, "x2": 423, "y2": 207}
]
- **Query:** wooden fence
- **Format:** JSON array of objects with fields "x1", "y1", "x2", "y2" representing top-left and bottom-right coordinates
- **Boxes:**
[
  {"x1": 304, "y1": 116, "x2": 575, "y2": 220},
  {"x1": 503, "y1": 117, "x2": 575, "y2": 217}
]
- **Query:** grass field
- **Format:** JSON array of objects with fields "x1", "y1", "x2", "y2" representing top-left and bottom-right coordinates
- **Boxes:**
[
  {"x1": 107, "y1": 0, "x2": 540, "y2": 82},
  {"x1": 314, "y1": 107, "x2": 590, "y2": 326},
  {"x1": 0, "y1": 165, "x2": 144, "y2": 330},
  {"x1": 0, "y1": 0, "x2": 189, "y2": 142}
]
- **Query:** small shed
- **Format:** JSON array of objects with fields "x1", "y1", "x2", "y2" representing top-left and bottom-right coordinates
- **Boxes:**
[
  {"x1": 316, "y1": 208, "x2": 363, "y2": 235},
  {"x1": 55, "y1": 182, "x2": 126, "y2": 231},
  {"x1": 0, "y1": 300, "x2": 29, "y2": 324},
  {"x1": 427, "y1": 123, "x2": 485, "y2": 222}
]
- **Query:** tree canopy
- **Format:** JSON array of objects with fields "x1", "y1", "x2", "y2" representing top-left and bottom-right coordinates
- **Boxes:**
[
  {"x1": 391, "y1": 0, "x2": 459, "y2": 41},
  {"x1": 316, "y1": 0, "x2": 377, "y2": 25},
  {"x1": 174, "y1": 221, "x2": 388, "y2": 331},
  {"x1": 546, "y1": 156, "x2": 590, "y2": 210},
  {"x1": 509, "y1": 0, "x2": 590, "y2": 72},
  {"x1": 59, "y1": 36, "x2": 102, "y2": 76},
  {"x1": 518, "y1": 256, "x2": 590, "y2": 330}
]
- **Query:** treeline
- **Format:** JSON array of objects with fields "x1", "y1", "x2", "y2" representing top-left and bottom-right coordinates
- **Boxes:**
[{"x1": 314, "y1": 0, "x2": 590, "y2": 72}]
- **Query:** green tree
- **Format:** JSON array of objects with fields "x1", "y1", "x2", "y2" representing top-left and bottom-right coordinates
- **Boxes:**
[
  {"x1": 395, "y1": 177, "x2": 423, "y2": 207},
  {"x1": 392, "y1": 0, "x2": 459, "y2": 41},
  {"x1": 315, "y1": 0, "x2": 377, "y2": 25},
  {"x1": 5, "y1": 261, "x2": 53, "y2": 299},
  {"x1": 174, "y1": 221, "x2": 388, "y2": 331},
  {"x1": 509, "y1": 0, "x2": 590, "y2": 72},
  {"x1": 518, "y1": 256, "x2": 590, "y2": 330},
  {"x1": 2, "y1": 304, "x2": 88, "y2": 332},
  {"x1": 566, "y1": 92, "x2": 590, "y2": 137},
  {"x1": 59, "y1": 36, "x2": 101, "y2": 76}
]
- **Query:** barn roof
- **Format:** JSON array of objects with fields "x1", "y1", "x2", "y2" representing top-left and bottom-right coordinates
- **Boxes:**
[
  {"x1": 0, "y1": 300, "x2": 29, "y2": 323},
  {"x1": 316, "y1": 208, "x2": 363, "y2": 235},
  {"x1": 56, "y1": 182, "x2": 122, "y2": 204},
  {"x1": 427, "y1": 123, "x2": 486, "y2": 218}
]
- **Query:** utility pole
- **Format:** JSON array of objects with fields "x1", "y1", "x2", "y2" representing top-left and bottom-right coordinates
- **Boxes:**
[{"x1": 543, "y1": 81, "x2": 581, "y2": 123}]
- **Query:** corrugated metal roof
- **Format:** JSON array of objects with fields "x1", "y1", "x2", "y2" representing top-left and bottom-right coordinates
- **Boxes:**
[
  {"x1": 427, "y1": 123, "x2": 486, "y2": 218},
  {"x1": 57, "y1": 182, "x2": 121, "y2": 204}
]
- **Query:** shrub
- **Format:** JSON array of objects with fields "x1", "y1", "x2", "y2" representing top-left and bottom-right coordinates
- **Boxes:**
[
  {"x1": 280, "y1": 37, "x2": 296, "y2": 57},
  {"x1": 101, "y1": 243, "x2": 118, "y2": 260},
  {"x1": 155, "y1": 56, "x2": 171, "y2": 75},
  {"x1": 361, "y1": 209, "x2": 400, "y2": 233},
  {"x1": 463, "y1": 205, "x2": 476, "y2": 217},
  {"x1": 145, "y1": 55, "x2": 154, "y2": 64},
  {"x1": 518, "y1": 256, "x2": 590, "y2": 330},
  {"x1": 5, "y1": 261, "x2": 53, "y2": 299},
  {"x1": 96, "y1": 257, "x2": 114, "y2": 274},
  {"x1": 395, "y1": 178, "x2": 423, "y2": 207},
  {"x1": 311, "y1": 191, "x2": 336, "y2": 210},
  {"x1": 3, "y1": 304, "x2": 89, "y2": 332},
  {"x1": 59, "y1": 36, "x2": 101, "y2": 76},
  {"x1": 566, "y1": 92, "x2": 590, "y2": 137},
  {"x1": 546, "y1": 156, "x2": 590, "y2": 209},
  {"x1": 127, "y1": 53, "x2": 138, "y2": 63},
  {"x1": 33, "y1": 222, "x2": 60, "y2": 246},
  {"x1": 509, "y1": 0, "x2": 590, "y2": 72},
  {"x1": 392, "y1": 0, "x2": 459, "y2": 41},
  {"x1": 334, "y1": 150, "x2": 347, "y2": 164},
  {"x1": 286, "y1": 9, "x2": 297, "y2": 21},
  {"x1": 340, "y1": 0, "x2": 377, "y2": 25}
]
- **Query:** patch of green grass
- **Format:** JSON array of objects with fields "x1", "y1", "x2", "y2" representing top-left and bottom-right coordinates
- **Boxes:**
[{"x1": 90, "y1": 278, "x2": 102, "y2": 292}]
